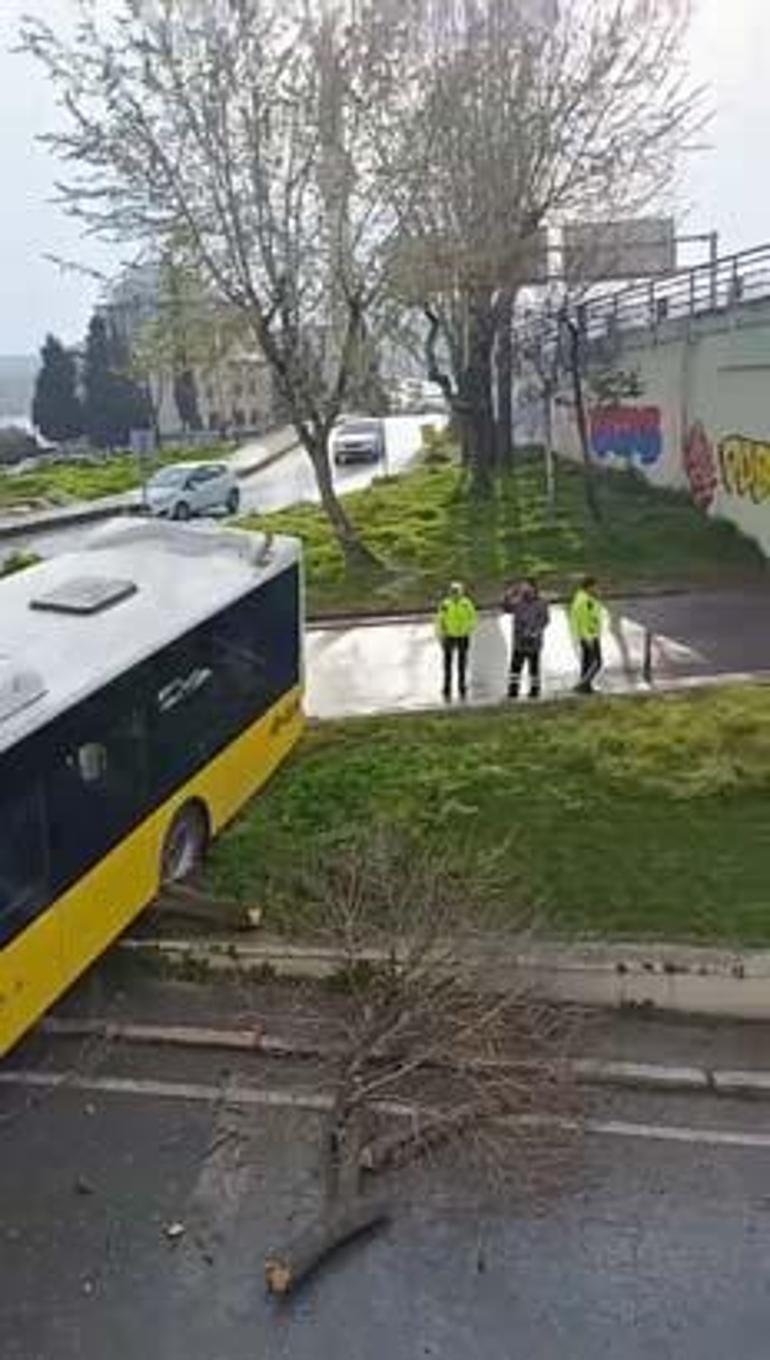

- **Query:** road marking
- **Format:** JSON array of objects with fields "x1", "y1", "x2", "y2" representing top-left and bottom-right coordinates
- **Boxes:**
[
  {"x1": 3, "y1": 1068, "x2": 770, "y2": 1150},
  {"x1": 583, "y1": 1117, "x2": 770, "y2": 1150},
  {"x1": 0, "y1": 1069, "x2": 333, "y2": 1111}
]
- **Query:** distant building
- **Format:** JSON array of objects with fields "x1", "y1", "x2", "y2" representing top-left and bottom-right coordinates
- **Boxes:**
[
  {"x1": 102, "y1": 265, "x2": 280, "y2": 441},
  {"x1": 155, "y1": 343, "x2": 277, "y2": 440}
]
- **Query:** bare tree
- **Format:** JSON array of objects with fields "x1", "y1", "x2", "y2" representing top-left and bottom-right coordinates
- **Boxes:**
[
  {"x1": 385, "y1": 0, "x2": 701, "y2": 493},
  {"x1": 20, "y1": 0, "x2": 417, "y2": 566},
  {"x1": 263, "y1": 827, "x2": 581, "y2": 1296}
]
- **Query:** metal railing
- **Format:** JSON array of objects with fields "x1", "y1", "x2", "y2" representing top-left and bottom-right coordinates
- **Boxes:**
[{"x1": 515, "y1": 241, "x2": 770, "y2": 357}]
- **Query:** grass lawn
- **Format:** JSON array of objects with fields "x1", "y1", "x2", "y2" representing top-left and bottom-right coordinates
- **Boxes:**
[
  {"x1": 0, "y1": 442, "x2": 232, "y2": 511},
  {"x1": 206, "y1": 686, "x2": 770, "y2": 947},
  {"x1": 243, "y1": 453, "x2": 765, "y2": 617}
]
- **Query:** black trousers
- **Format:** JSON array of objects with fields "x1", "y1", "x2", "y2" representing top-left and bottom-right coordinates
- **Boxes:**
[
  {"x1": 442, "y1": 636, "x2": 470, "y2": 697},
  {"x1": 509, "y1": 643, "x2": 542, "y2": 697},
  {"x1": 578, "y1": 639, "x2": 603, "y2": 691}
]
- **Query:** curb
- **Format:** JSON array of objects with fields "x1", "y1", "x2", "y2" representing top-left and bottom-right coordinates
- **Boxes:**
[
  {"x1": 39, "y1": 1017, "x2": 770, "y2": 1099},
  {"x1": 232, "y1": 431, "x2": 299, "y2": 482},
  {"x1": 0, "y1": 499, "x2": 138, "y2": 542},
  {"x1": 0, "y1": 431, "x2": 298, "y2": 545},
  {"x1": 120, "y1": 934, "x2": 770, "y2": 1023},
  {"x1": 307, "y1": 582, "x2": 770, "y2": 628}
]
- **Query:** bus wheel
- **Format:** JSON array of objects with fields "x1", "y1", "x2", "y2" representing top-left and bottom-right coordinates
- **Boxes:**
[{"x1": 161, "y1": 803, "x2": 209, "y2": 884}]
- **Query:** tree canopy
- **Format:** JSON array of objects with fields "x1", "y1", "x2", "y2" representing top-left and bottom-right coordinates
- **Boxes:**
[
  {"x1": 82, "y1": 313, "x2": 152, "y2": 450},
  {"x1": 32, "y1": 334, "x2": 83, "y2": 443}
]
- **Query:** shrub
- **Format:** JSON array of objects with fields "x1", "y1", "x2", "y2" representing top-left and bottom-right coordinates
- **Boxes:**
[
  {"x1": 1, "y1": 549, "x2": 42, "y2": 577},
  {"x1": 0, "y1": 426, "x2": 39, "y2": 466},
  {"x1": 420, "y1": 423, "x2": 458, "y2": 465}
]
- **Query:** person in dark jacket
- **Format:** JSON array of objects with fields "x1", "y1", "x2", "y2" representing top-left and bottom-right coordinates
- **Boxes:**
[{"x1": 502, "y1": 578, "x2": 551, "y2": 699}]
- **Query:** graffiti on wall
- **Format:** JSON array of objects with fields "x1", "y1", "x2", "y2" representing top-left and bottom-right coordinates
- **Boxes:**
[
  {"x1": 719, "y1": 435, "x2": 770, "y2": 503},
  {"x1": 590, "y1": 405, "x2": 663, "y2": 466},
  {"x1": 682, "y1": 425, "x2": 770, "y2": 512},
  {"x1": 682, "y1": 422, "x2": 718, "y2": 512}
]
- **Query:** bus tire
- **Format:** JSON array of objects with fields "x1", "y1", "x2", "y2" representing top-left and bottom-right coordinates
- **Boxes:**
[
  {"x1": 173, "y1": 500, "x2": 192, "y2": 521},
  {"x1": 161, "y1": 802, "x2": 210, "y2": 884},
  {"x1": 226, "y1": 487, "x2": 240, "y2": 514}
]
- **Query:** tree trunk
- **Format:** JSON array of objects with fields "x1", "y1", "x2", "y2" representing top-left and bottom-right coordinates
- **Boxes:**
[
  {"x1": 306, "y1": 433, "x2": 380, "y2": 569},
  {"x1": 543, "y1": 388, "x2": 556, "y2": 517},
  {"x1": 564, "y1": 318, "x2": 601, "y2": 524},
  {"x1": 265, "y1": 1199, "x2": 390, "y2": 1296},
  {"x1": 495, "y1": 290, "x2": 514, "y2": 470},
  {"x1": 464, "y1": 300, "x2": 496, "y2": 496}
]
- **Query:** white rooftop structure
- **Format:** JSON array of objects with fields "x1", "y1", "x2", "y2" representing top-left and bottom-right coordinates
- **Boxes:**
[{"x1": 0, "y1": 519, "x2": 300, "y2": 755}]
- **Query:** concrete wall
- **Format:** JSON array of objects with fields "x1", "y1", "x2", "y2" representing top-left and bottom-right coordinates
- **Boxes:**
[{"x1": 558, "y1": 301, "x2": 770, "y2": 556}]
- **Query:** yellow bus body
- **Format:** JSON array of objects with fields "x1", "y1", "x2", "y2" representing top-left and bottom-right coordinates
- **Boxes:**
[{"x1": 0, "y1": 684, "x2": 303, "y2": 1057}]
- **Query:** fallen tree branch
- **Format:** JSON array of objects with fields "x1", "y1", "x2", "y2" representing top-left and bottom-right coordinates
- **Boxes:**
[
  {"x1": 265, "y1": 1198, "x2": 391, "y2": 1296},
  {"x1": 359, "y1": 1103, "x2": 479, "y2": 1176}
]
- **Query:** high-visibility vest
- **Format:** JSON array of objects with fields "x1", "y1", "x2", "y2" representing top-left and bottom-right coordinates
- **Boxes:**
[
  {"x1": 570, "y1": 589, "x2": 602, "y2": 641},
  {"x1": 435, "y1": 595, "x2": 478, "y2": 639}
]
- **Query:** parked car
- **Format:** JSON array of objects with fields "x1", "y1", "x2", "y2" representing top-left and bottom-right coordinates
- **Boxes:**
[
  {"x1": 390, "y1": 378, "x2": 447, "y2": 414},
  {"x1": 330, "y1": 417, "x2": 386, "y2": 466},
  {"x1": 144, "y1": 462, "x2": 240, "y2": 519}
]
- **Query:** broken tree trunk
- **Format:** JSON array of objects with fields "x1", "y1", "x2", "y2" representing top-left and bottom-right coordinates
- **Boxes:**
[
  {"x1": 265, "y1": 1198, "x2": 390, "y2": 1296},
  {"x1": 155, "y1": 882, "x2": 262, "y2": 931}
]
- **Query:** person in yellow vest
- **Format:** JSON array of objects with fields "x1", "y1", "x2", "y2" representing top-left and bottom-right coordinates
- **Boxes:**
[
  {"x1": 435, "y1": 581, "x2": 478, "y2": 701},
  {"x1": 570, "y1": 575, "x2": 604, "y2": 694}
]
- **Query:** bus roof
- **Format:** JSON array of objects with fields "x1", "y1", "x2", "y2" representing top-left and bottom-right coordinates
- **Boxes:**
[{"x1": 0, "y1": 519, "x2": 301, "y2": 754}]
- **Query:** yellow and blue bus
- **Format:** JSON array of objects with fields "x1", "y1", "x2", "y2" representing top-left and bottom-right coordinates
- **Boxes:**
[{"x1": 0, "y1": 518, "x2": 304, "y2": 1055}]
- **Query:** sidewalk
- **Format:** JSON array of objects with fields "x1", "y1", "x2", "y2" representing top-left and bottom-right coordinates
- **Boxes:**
[
  {"x1": 304, "y1": 587, "x2": 770, "y2": 718},
  {"x1": 0, "y1": 425, "x2": 297, "y2": 542},
  {"x1": 120, "y1": 933, "x2": 770, "y2": 1024}
]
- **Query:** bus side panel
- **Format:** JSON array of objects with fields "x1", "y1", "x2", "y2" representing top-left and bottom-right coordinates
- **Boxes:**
[
  {"x1": 55, "y1": 685, "x2": 304, "y2": 1020},
  {"x1": 0, "y1": 908, "x2": 63, "y2": 1058},
  {"x1": 1, "y1": 686, "x2": 303, "y2": 1058}
]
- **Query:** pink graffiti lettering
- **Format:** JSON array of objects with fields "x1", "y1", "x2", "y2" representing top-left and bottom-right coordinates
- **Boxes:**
[{"x1": 682, "y1": 422, "x2": 717, "y2": 513}]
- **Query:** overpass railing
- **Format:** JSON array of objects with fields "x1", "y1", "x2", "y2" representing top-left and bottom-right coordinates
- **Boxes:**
[{"x1": 515, "y1": 241, "x2": 770, "y2": 357}]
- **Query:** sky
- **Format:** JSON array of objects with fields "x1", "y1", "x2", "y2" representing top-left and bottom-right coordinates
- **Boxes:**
[{"x1": 0, "y1": 0, "x2": 768, "y2": 357}]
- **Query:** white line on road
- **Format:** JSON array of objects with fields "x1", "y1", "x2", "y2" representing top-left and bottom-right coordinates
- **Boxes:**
[
  {"x1": 4, "y1": 1068, "x2": 770, "y2": 1150},
  {"x1": 583, "y1": 1117, "x2": 770, "y2": 1150},
  {"x1": 0, "y1": 1068, "x2": 333, "y2": 1111}
]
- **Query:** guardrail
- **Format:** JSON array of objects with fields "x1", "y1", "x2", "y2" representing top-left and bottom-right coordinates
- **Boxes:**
[{"x1": 515, "y1": 241, "x2": 770, "y2": 355}]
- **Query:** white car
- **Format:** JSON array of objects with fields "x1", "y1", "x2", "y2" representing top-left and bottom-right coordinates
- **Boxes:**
[
  {"x1": 330, "y1": 417, "x2": 386, "y2": 466},
  {"x1": 144, "y1": 462, "x2": 241, "y2": 520}
]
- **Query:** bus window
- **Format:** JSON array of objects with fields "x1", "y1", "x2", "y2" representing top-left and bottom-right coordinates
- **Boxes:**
[
  {"x1": 208, "y1": 568, "x2": 300, "y2": 725},
  {"x1": 148, "y1": 567, "x2": 301, "y2": 798},
  {"x1": 47, "y1": 703, "x2": 148, "y2": 896},
  {"x1": 0, "y1": 783, "x2": 47, "y2": 948},
  {"x1": 149, "y1": 635, "x2": 220, "y2": 794}
]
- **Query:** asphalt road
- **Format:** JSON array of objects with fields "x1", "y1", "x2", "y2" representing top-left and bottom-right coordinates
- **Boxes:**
[
  {"x1": 4, "y1": 976, "x2": 770, "y2": 1359},
  {"x1": 9, "y1": 415, "x2": 439, "y2": 560},
  {"x1": 3, "y1": 1074, "x2": 770, "y2": 1360}
]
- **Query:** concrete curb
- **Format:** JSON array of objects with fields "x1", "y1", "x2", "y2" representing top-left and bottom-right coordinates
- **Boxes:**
[
  {"x1": 0, "y1": 431, "x2": 298, "y2": 544},
  {"x1": 307, "y1": 581, "x2": 770, "y2": 628},
  {"x1": 39, "y1": 1017, "x2": 770, "y2": 1099},
  {"x1": 0, "y1": 498, "x2": 139, "y2": 541},
  {"x1": 120, "y1": 934, "x2": 770, "y2": 1022},
  {"x1": 232, "y1": 431, "x2": 298, "y2": 482}
]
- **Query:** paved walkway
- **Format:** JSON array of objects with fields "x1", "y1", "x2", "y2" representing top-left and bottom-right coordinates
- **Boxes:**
[{"x1": 305, "y1": 588, "x2": 770, "y2": 718}]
